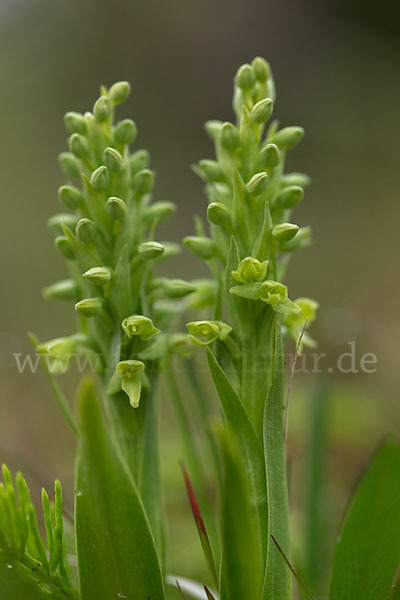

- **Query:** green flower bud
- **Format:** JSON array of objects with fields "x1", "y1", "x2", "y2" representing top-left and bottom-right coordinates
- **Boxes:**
[
  {"x1": 272, "y1": 126, "x2": 304, "y2": 151},
  {"x1": 281, "y1": 226, "x2": 312, "y2": 251},
  {"x1": 132, "y1": 169, "x2": 154, "y2": 195},
  {"x1": 129, "y1": 149, "x2": 150, "y2": 175},
  {"x1": 106, "y1": 196, "x2": 127, "y2": 220},
  {"x1": 58, "y1": 152, "x2": 81, "y2": 179},
  {"x1": 142, "y1": 201, "x2": 176, "y2": 226},
  {"x1": 115, "y1": 359, "x2": 144, "y2": 408},
  {"x1": 64, "y1": 112, "x2": 87, "y2": 135},
  {"x1": 250, "y1": 98, "x2": 273, "y2": 124},
  {"x1": 75, "y1": 297, "x2": 104, "y2": 317},
  {"x1": 183, "y1": 236, "x2": 216, "y2": 259},
  {"x1": 232, "y1": 256, "x2": 268, "y2": 283},
  {"x1": 186, "y1": 320, "x2": 232, "y2": 346},
  {"x1": 204, "y1": 120, "x2": 223, "y2": 141},
  {"x1": 198, "y1": 160, "x2": 224, "y2": 182},
  {"x1": 55, "y1": 236, "x2": 74, "y2": 260},
  {"x1": 259, "y1": 280, "x2": 301, "y2": 314},
  {"x1": 114, "y1": 119, "x2": 137, "y2": 145},
  {"x1": 276, "y1": 185, "x2": 304, "y2": 209},
  {"x1": 159, "y1": 278, "x2": 196, "y2": 298},
  {"x1": 272, "y1": 223, "x2": 299, "y2": 242},
  {"x1": 108, "y1": 81, "x2": 131, "y2": 105},
  {"x1": 58, "y1": 185, "x2": 84, "y2": 210},
  {"x1": 220, "y1": 122, "x2": 240, "y2": 151},
  {"x1": 82, "y1": 266, "x2": 112, "y2": 285},
  {"x1": 246, "y1": 172, "x2": 268, "y2": 196},
  {"x1": 251, "y1": 57, "x2": 270, "y2": 82},
  {"x1": 139, "y1": 241, "x2": 165, "y2": 260},
  {"x1": 235, "y1": 64, "x2": 256, "y2": 90},
  {"x1": 207, "y1": 202, "x2": 231, "y2": 228},
  {"x1": 37, "y1": 333, "x2": 90, "y2": 357},
  {"x1": 259, "y1": 143, "x2": 280, "y2": 169},
  {"x1": 93, "y1": 96, "x2": 111, "y2": 122},
  {"x1": 43, "y1": 279, "x2": 78, "y2": 300},
  {"x1": 103, "y1": 147, "x2": 123, "y2": 172},
  {"x1": 76, "y1": 218, "x2": 97, "y2": 244},
  {"x1": 122, "y1": 315, "x2": 161, "y2": 341},
  {"x1": 90, "y1": 165, "x2": 109, "y2": 190},
  {"x1": 48, "y1": 213, "x2": 79, "y2": 234},
  {"x1": 69, "y1": 133, "x2": 90, "y2": 159},
  {"x1": 281, "y1": 172, "x2": 311, "y2": 188}
]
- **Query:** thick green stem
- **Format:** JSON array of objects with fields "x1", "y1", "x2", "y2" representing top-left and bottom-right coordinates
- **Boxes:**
[{"x1": 262, "y1": 317, "x2": 291, "y2": 600}]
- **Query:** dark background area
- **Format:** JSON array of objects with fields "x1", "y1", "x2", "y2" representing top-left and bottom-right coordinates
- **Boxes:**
[{"x1": 1, "y1": 0, "x2": 399, "y2": 588}]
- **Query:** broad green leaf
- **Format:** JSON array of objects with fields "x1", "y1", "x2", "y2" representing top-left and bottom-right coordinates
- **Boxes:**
[
  {"x1": 330, "y1": 440, "x2": 400, "y2": 600},
  {"x1": 0, "y1": 562, "x2": 56, "y2": 600},
  {"x1": 262, "y1": 318, "x2": 291, "y2": 600},
  {"x1": 206, "y1": 348, "x2": 267, "y2": 571},
  {"x1": 106, "y1": 385, "x2": 165, "y2": 564},
  {"x1": 75, "y1": 378, "x2": 164, "y2": 600},
  {"x1": 219, "y1": 429, "x2": 263, "y2": 600}
]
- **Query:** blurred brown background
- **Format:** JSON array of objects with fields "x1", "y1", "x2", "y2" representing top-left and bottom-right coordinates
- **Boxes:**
[{"x1": 1, "y1": 0, "x2": 400, "y2": 589}]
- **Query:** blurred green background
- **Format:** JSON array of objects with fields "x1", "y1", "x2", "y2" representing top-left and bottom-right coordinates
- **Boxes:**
[{"x1": 1, "y1": 0, "x2": 400, "y2": 593}]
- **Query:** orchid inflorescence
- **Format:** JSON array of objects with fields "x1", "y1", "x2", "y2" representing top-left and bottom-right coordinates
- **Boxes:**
[{"x1": 38, "y1": 81, "x2": 197, "y2": 408}]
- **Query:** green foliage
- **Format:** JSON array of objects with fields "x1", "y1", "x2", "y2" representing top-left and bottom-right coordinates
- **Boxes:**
[
  {"x1": 0, "y1": 467, "x2": 76, "y2": 599},
  {"x1": 75, "y1": 378, "x2": 165, "y2": 599},
  {"x1": 330, "y1": 440, "x2": 400, "y2": 600},
  {"x1": 4, "y1": 58, "x2": 399, "y2": 600}
]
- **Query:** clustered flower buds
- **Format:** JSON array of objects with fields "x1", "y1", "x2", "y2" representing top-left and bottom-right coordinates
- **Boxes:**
[
  {"x1": 184, "y1": 56, "x2": 317, "y2": 367},
  {"x1": 41, "y1": 82, "x2": 197, "y2": 408}
]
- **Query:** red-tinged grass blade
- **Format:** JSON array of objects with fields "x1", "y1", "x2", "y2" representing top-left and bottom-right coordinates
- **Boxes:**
[
  {"x1": 181, "y1": 463, "x2": 218, "y2": 588},
  {"x1": 270, "y1": 535, "x2": 315, "y2": 600},
  {"x1": 204, "y1": 585, "x2": 217, "y2": 600}
]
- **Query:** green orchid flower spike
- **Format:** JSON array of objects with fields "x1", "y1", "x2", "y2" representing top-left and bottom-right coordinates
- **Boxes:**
[
  {"x1": 33, "y1": 80, "x2": 192, "y2": 563},
  {"x1": 184, "y1": 57, "x2": 318, "y2": 600}
]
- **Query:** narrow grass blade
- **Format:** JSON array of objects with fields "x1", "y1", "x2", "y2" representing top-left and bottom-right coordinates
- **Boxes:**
[
  {"x1": 270, "y1": 535, "x2": 314, "y2": 600},
  {"x1": 204, "y1": 585, "x2": 217, "y2": 600},
  {"x1": 75, "y1": 377, "x2": 165, "y2": 600},
  {"x1": 330, "y1": 439, "x2": 400, "y2": 600},
  {"x1": 166, "y1": 575, "x2": 217, "y2": 599},
  {"x1": 181, "y1": 463, "x2": 218, "y2": 588}
]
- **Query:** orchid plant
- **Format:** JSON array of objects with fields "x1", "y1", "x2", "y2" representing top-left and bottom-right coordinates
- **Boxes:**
[{"x1": 1, "y1": 59, "x2": 400, "y2": 600}]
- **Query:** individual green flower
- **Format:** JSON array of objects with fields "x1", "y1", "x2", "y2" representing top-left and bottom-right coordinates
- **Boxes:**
[
  {"x1": 115, "y1": 360, "x2": 145, "y2": 408},
  {"x1": 122, "y1": 315, "x2": 161, "y2": 341},
  {"x1": 232, "y1": 257, "x2": 268, "y2": 284},
  {"x1": 259, "y1": 280, "x2": 301, "y2": 314},
  {"x1": 186, "y1": 320, "x2": 232, "y2": 346},
  {"x1": 283, "y1": 297, "x2": 319, "y2": 348}
]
